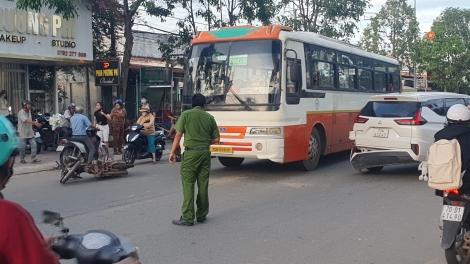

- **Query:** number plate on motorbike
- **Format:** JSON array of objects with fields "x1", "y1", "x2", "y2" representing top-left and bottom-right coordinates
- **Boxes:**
[
  {"x1": 56, "y1": 146, "x2": 64, "y2": 152},
  {"x1": 441, "y1": 205, "x2": 464, "y2": 222},
  {"x1": 210, "y1": 146, "x2": 233, "y2": 153}
]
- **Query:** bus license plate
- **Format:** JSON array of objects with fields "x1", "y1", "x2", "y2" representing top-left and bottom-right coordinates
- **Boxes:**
[
  {"x1": 373, "y1": 128, "x2": 389, "y2": 138},
  {"x1": 210, "y1": 146, "x2": 233, "y2": 153},
  {"x1": 441, "y1": 205, "x2": 464, "y2": 222}
]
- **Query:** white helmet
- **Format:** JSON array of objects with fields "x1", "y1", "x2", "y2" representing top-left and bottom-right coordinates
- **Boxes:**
[{"x1": 447, "y1": 104, "x2": 470, "y2": 122}]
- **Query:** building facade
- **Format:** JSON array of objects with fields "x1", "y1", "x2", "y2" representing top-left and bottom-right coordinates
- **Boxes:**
[{"x1": 0, "y1": 0, "x2": 93, "y2": 116}]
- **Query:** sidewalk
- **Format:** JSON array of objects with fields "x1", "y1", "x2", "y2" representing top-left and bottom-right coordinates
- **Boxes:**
[{"x1": 14, "y1": 144, "x2": 172, "y2": 175}]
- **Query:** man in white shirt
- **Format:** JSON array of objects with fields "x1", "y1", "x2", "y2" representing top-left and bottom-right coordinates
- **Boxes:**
[{"x1": 17, "y1": 100, "x2": 42, "y2": 164}]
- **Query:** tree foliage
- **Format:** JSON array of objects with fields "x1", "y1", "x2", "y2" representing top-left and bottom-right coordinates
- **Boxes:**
[
  {"x1": 277, "y1": 0, "x2": 370, "y2": 40},
  {"x1": 17, "y1": 0, "x2": 175, "y2": 100},
  {"x1": 418, "y1": 8, "x2": 470, "y2": 93},
  {"x1": 158, "y1": 0, "x2": 279, "y2": 68},
  {"x1": 358, "y1": 0, "x2": 419, "y2": 69}
]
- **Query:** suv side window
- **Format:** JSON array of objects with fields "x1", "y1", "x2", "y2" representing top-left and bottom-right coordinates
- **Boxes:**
[
  {"x1": 445, "y1": 98, "x2": 466, "y2": 113},
  {"x1": 422, "y1": 99, "x2": 445, "y2": 116}
]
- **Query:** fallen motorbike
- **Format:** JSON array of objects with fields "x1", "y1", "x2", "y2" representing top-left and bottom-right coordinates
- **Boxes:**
[
  {"x1": 58, "y1": 128, "x2": 131, "y2": 184},
  {"x1": 42, "y1": 210, "x2": 140, "y2": 264},
  {"x1": 435, "y1": 189, "x2": 470, "y2": 264},
  {"x1": 122, "y1": 123, "x2": 166, "y2": 164},
  {"x1": 155, "y1": 123, "x2": 181, "y2": 162}
]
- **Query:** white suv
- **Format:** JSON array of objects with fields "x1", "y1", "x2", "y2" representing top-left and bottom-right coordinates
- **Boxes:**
[{"x1": 349, "y1": 92, "x2": 470, "y2": 172}]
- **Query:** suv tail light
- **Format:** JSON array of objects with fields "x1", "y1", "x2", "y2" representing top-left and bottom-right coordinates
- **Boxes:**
[
  {"x1": 394, "y1": 110, "x2": 427, "y2": 125},
  {"x1": 354, "y1": 110, "x2": 369, "y2": 124}
]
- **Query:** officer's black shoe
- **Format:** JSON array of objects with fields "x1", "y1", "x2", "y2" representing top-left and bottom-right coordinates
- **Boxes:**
[
  {"x1": 196, "y1": 217, "x2": 206, "y2": 223},
  {"x1": 172, "y1": 217, "x2": 193, "y2": 226}
]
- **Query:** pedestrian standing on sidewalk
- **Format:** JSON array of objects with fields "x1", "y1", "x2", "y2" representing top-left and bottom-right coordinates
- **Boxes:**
[
  {"x1": 110, "y1": 101, "x2": 126, "y2": 155},
  {"x1": 136, "y1": 107, "x2": 157, "y2": 164},
  {"x1": 61, "y1": 103, "x2": 75, "y2": 137},
  {"x1": 94, "y1": 102, "x2": 110, "y2": 149},
  {"x1": 169, "y1": 93, "x2": 220, "y2": 226},
  {"x1": 17, "y1": 100, "x2": 42, "y2": 164}
]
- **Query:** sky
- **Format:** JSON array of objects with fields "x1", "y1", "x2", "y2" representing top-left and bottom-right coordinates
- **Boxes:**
[
  {"x1": 352, "y1": 0, "x2": 470, "y2": 43},
  {"x1": 133, "y1": 0, "x2": 470, "y2": 45}
]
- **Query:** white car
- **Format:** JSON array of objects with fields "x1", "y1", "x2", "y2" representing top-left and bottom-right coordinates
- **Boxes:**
[{"x1": 349, "y1": 92, "x2": 470, "y2": 172}]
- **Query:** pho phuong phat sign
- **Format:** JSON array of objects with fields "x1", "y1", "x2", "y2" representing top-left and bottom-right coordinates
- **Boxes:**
[
  {"x1": 0, "y1": 0, "x2": 93, "y2": 63},
  {"x1": 95, "y1": 60, "x2": 120, "y2": 86}
]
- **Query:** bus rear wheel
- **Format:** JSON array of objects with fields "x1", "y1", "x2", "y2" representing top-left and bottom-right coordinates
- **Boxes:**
[
  {"x1": 299, "y1": 129, "x2": 322, "y2": 171},
  {"x1": 218, "y1": 157, "x2": 244, "y2": 167}
]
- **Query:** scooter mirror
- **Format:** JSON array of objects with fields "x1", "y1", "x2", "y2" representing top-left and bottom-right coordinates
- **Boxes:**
[{"x1": 43, "y1": 210, "x2": 63, "y2": 226}]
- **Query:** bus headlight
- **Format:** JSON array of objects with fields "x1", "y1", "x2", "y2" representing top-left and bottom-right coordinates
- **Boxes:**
[{"x1": 250, "y1": 127, "x2": 282, "y2": 135}]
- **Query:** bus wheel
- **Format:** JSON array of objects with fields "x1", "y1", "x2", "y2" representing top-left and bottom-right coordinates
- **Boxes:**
[
  {"x1": 299, "y1": 129, "x2": 322, "y2": 171},
  {"x1": 218, "y1": 157, "x2": 244, "y2": 167}
]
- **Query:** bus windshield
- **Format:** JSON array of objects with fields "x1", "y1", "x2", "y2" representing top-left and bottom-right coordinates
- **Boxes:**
[{"x1": 183, "y1": 40, "x2": 282, "y2": 111}]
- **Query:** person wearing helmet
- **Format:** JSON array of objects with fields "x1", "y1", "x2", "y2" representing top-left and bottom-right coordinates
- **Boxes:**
[
  {"x1": 435, "y1": 104, "x2": 470, "y2": 193},
  {"x1": 17, "y1": 100, "x2": 42, "y2": 164},
  {"x1": 0, "y1": 115, "x2": 60, "y2": 263},
  {"x1": 0, "y1": 116, "x2": 141, "y2": 264},
  {"x1": 61, "y1": 103, "x2": 76, "y2": 138},
  {"x1": 70, "y1": 105, "x2": 99, "y2": 165}
]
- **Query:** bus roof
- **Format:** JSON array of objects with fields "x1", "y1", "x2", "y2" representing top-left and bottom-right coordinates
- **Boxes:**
[
  {"x1": 192, "y1": 25, "x2": 399, "y2": 66},
  {"x1": 192, "y1": 25, "x2": 293, "y2": 44}
]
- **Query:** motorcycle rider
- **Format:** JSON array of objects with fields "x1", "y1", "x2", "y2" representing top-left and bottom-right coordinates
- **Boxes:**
[
  {"x1": 0, "y1": 117, "x2": 141, "y2": 264},
  {"x1": 70, "y1": 105, "x2": 99, "y2": 165},
  {"x1": 62, "y1": 103, "x2": 75, "y2": 137},
  {"x1": 434, "y1": 104, "x2": 470, "y2": 194}
]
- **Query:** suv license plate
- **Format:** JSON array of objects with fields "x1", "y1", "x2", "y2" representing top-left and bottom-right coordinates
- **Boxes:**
[
  {"x1": 441, "y1": 205, "x2": 464, "y2": 222},
  {"x1": 373, "y1": 128, "x2": 389, "y2": 138}
]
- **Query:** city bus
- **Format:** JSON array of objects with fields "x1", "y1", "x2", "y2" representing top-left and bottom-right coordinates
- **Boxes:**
[{"x1": 181, "y1": 25, "x2": 400, "y2": 170}]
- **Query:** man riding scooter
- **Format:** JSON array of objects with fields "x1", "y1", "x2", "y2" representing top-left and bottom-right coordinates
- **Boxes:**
[{"x1": 70, "y1": 105, "x2": 99, "y2": 166}]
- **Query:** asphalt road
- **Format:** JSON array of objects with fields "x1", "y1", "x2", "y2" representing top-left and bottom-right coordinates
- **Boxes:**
[{"x1": 4, "y1": 152, "x2": 447, "y2": 264}]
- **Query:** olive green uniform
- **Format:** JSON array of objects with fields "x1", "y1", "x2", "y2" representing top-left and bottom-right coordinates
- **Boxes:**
[{"x1": 174, "y1": 106, "x2": 219, "y2": 223}]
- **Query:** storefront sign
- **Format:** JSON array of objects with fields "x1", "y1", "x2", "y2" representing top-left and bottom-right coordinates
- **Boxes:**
[
  {"x1": 0, "y1": 1, "x2": 93, "y2": 63},
  {"x1": 95, "y1": 60, "x2": 120, "y2": 86},
  {"x1": 141, "y1": 67, "x2": 172, "y2": 86}
]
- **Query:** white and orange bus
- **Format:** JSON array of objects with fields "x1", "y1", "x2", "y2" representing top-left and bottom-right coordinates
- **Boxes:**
[{"x1": 181, "y1": 25, "x2": 400, "y2": 170}]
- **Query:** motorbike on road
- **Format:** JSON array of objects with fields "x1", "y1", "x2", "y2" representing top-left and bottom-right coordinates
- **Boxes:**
[
  {"x1": 122, "y1": 122, "x2": 166, "y2": 164},
  {"x1": 42, "y1": 210, "x2": 140, "y2": 264},
  {"x1": 435, "y1": 189, "x2": 470, "y2": 264},
  {"x1": 58, "y1": 128, "x2": 111, "y2": 183}
]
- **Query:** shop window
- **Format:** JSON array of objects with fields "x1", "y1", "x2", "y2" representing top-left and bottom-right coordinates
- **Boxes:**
[{"x1": 0, "y1": 70, "x2": 26, "y2": 115}]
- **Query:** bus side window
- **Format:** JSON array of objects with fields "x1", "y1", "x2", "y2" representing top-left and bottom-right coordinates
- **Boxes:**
[{"x1": 313, "y1": 61, "x2": 335, "y2": 88}]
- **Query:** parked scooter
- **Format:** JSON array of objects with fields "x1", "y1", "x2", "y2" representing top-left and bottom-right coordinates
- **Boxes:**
[
  {"x1": 58, "y1": 128, "x2": 110, "y2": 183},
  {"x1": 435, "y1": 189, "x2": 470, "y2": 263},
  {"x1": 5, "y1": 106, "x2": 17, "y2": 129},
  {"x1": 42, "y1": 210, "x2": 140, "y2": 264},
  {"x1": 122, "y1": 122, "x2": 166, "y2": 164},
  {"x1": 34, "y1": 113, "x2": 58, "y2": 151},
  {"x1": 155, "y1": 123, "x2": 181, "y2": 162}
]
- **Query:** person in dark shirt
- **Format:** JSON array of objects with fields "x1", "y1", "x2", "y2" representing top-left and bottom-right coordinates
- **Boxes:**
[
  {"x1": 434, "y1": 104, "x2": 470, "y2": 194},
  {"x1": 94, "y1": 102, "x2": 111, "y2": 148}
]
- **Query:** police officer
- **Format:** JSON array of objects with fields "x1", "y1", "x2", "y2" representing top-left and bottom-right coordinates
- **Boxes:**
[{"x1": 169, "y1": 93, "x2": 220, "y2": 226}]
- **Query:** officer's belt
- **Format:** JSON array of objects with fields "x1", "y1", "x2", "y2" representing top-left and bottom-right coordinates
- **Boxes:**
[{"x1": 185, "y1": 147, "x2": 209, "y2": 151}]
